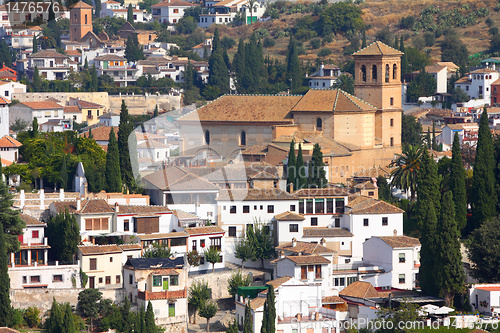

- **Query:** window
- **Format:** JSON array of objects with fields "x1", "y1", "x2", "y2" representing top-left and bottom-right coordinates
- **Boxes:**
[
  {"x1": 290, "y1": 205, "x2": 296, "y2": 211},
  {"x1": 170, "y1": 275, "x2": 179, "y2": 286},
  {"x1": 372, "y1": 65, "x2": 377, "y2": 81},
  {"x1": 153, "y1": 275, "x2": 162, "y2": 287},
  {"x1": 289, "y1": 224, "x2": 298, "y2": 232},
  {"x1": 334, "y1": 277, "x2": 345, "y2": 286},
  {"x1": 390, "y1": 118, "x2": 394, "y2": 126},
  {"x1": 129, "y1": 274, "x2": 133, "y2": 285},
  {"x1": 390, "y1": 137, "x2": 394, "y2": 147},
  {"x1": 32, "y1": 230, "x2": 39, "y2": 238},
  {"x1": 390, "y1": 97, "x2": 394, "y2": 106},
  {"x1": 315, "y1": 265, "x2": 322, "y2": 279},
  {"x1": 200, "y1": 239, "x2": 205, "y2": 248},
  {"x1": 334, "y1": 218, "x2": 340, "y2": 228},
  {"x1": 228, "y1": 226, "x2": 236, "y2": 237},
  {"x1": 361, "y1": 65, "x2": 366, "y2": 82},
  {"x1": 205, "y1": 130, "x2": 210, "y2": 145},
  {"x1": 301, "y1": 266, "x2": 307, "y2": 280},
  {"x1": 243, "y1": 205, "x2": 250, "y2": 213},
  {"x1": 299, "y1": 201, "x2": 304, "y2": 214},
  {"x1": 260, "y1": 205, "x2": 263, "y2": 210},
  {"x1": 368, "y1": 191, "x2": 374, "y2": 196},
  {"x1": 53, "y1": 274, "x2": 63, "y2": 282},
  {"x1": 335, "y1": 199, "x2": 345, "y2": 214},
  {"x1": 306, "y1": 199, "x2": 313, "y2": 214},
  {"x1": 106, "y1": 276, "x2": 111, "y2": 284},
  {"x1": 393, "y1": 64, "x2": 397, "y2": 80},
  {"x1": 347, "y1": 276, "x2": 358, "y2": 285},
  {"x1": 31, "y1": 276, "x2": 40, "y2": 283},
  {"x1": 385, "y1": 64, "x2": 390, "y2": 83},
  {"x1": 240, "y1": 131, "x2": 246, "y2": 146},
  {"x1": 382, "y1": 217, "x2": 388, "y2": 226},
  {"x1": 116, "y1": 275, "x2": 121, "y2": 284},
  {"x1": 169, "y1": 302, "x2": 175, "y2": 317},
  {"x1": 399, "y1": 253, "x2": 406, "y2": 263},
  {"x1": 22, "y1": 276, "x2": 27, "y2": 284},
  {"x1": 89, "y1": 258, "x2": 97, "y2": 270},
  {"x1": 124, "y1": 219, "x2": 129, "y2": 232},
  {"x1": 363, "y1": 218, "x2": 369, "y2": 226},
  {"x1": 192, "y1": 240, "x2": 197, "y2": 251},
  {"x1": 326, "y1": 198, "x2": 334, "y2": 213},
  {"x1": 230, "y1": 206, "x2": 236, "y2": 214},
  {"x1": 99, "y1": 277, "x2": 103, "y2": 284},
  {"x1": 210, "y1": 237, "x2": 221, "y2": 250},
  {"x1": 85, "y1": 14, "x2": 87, "y2": 24},
  {"x1": 316, "y1": 118, "x2": 322, "y2": 130},
  {"x1": 173, "y1": 8, "x2": 179, "y2": 13},
  {"x1": 267, "y1": 205, "x2": 274, "y2": 213},
  {"x1": 254, "y1": 205, "x2": 257, "y2": 210},
  {"x1": 315, "y1": 199, "x2": 324, "y2": 214},
  {"x1": 110, "y1": 257, "x2": 113, "y2": 262},
  {"x1": 311, "y1": 217, "x2": 318, "y2": 226},
  {"x1": 399, "y1": 274, "x2": 405, "y2": 284}
]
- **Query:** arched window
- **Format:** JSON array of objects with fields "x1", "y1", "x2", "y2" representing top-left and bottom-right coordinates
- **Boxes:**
[
  {"x1": 205, "y1": 130, "x2": 210, "y2": 145},
  {"x1": 240, "y1": 131, "x2": 246, "y2": 146},
  {"x1": 385, "y1": 64, "x2": 390, "y2": 83},
  {"x1": 316, "y1": 118, "x2": 322, "y2": 130},
  {"x1": 372, "y1": 65, "x2": 377, "y2": 81},
  {"x1": 361, "y1": 65, "x2": 367, "y2": 82},
  {"x1": 85, "y1": 14, "x2": 87, "y2": 24},
  {"x1": 393, "y1": 64, "x2": 397, "y2": 80}
]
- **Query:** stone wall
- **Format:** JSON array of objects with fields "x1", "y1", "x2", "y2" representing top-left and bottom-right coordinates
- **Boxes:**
[
  {"x1": 12, "y1": 92, "x2": 110, "y2": 109},
  {"x1": 10, "y1": 288, "x2": 82, "y2": 311}
]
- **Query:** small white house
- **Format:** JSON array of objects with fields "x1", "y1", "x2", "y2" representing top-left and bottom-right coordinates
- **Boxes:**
[
  {"x1": 27, "y1": 49, "x2": 77, "y2": 80},
  {"x1": 0, "y1": 135, "x2": 21, "y2": 163},
  {"x1": 308, "y1": 64, "x2": 341, "y2": 89},
  {"x1": 455, "y1": 68, "x2": 499, "y2": 103},
  {"x1": 183, "y1": 225, "x2": 225, "y2": 272},
  {"x1": 470, "y1": 284, "x2": 500, "y2": 315},
  {"x1": 9, "y1": 101, "x2": 65, "y2": 129},
  {"x1": 0, "y1": 97, "x2": 9, "y2": 138},
  {"x1": 425, "y1": 64, "x2": 447, "y2": 94},
  {"x1": 99, "y1": 112, "x2": 120, "y2": 127},
  {"x1": 0, "y1": 80, "x2": 26, "y2": 101},
  {"x1": 151, "y1": 0, "x2": 194, "y2": 24}
]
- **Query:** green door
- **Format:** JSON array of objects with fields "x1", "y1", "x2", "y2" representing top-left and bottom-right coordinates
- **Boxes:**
[
  {"x1": 162, "y1": 277, "x2": 169, "y2": 290},
  {"x1": 103, "y1": 61, "x2": 108, "y2": 69}
]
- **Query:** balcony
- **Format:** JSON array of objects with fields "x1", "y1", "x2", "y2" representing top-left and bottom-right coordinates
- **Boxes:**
[{"x1": 137, "y1": 288, "x2": 187, "y2": 300}]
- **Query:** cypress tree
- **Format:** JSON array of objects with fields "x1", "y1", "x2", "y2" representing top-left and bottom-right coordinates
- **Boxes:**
[
  {"x1": 425, "y1": 129, "x2": 431, "y2": 149},
  {"x1": 286, "y1": 36, "x2": 302, "y2": 91},
  {"x1": 399, "y1": 36, "x2": 408, "y2": 76},
  {"x1": 127, "y1": 4, "x2": 134, "y2": 23},
  {"x1": 33, "y1": 36, "x2": 38, "y2": 53},
  {"x1": 419, "y1": 202, "x2": 439, "y2": 296},
  {"x1": 242, "y1": 35, "x2": 260, "y2": 92},
  {"x1": 416, "y1": 146, "x2": 441, "y2": 229},
  {"x1": 261, "y1": 300, "x2": 268, "y2": 333},
  {"x1": 296, "y1": 143, "x2": 306, "y2": 190},
  {"x1": 432, "y1": 122, "x2": 438, "y2": 151},
  {"x1": 48, "y1": 1, "x2": 56, "y2": 21},
  {"x1": 243, "y1": 302, "x2": 252, "y2": 333},
  {"x1": 233, "y1": 38, "x2": 246, "y2": 92},
  {"x1": 472, "y1": 108, "x2": 497, "y2": 229},
  {"x1": 208, "y1": 48, "x2": 229, "y2": 96},
  {"x1": 139, "y1": 306, "x2": 146, "y2": 333},
  {"x1": 436, "y1": 191, "x2": 465, "y2": 306},
  {"x1": 361, "y1": 30, "x2": 367, "y2": 48},
  {"x1": 84, "y1": 58, "x2": 89, "y2": 70},
  {"x1": 0, "y1": 224, "x2": 11, "y2": 326},
  {"x1": 287, "y1": 140, "x2": 296, "y2": 192},
  {"x1": 63, "y1": 303, "x2": 76, "y2": 333},
  {"x1": 212, "y1": 28, "x2": 221, "y2": 54},
  {"x1": 393, "y1": 35, "x2": 399, "y2": 50},
  {"x1": 105, "y1": 127, "x2": 122, "y2": 192},
  {"x1": 0, "y1": 170, "x2": 24, "y2": 253},
  {"x1": 45, "y1": 299, "x2": 62, "y2": 333},
  {"x1": 153, "y1": 105, "x2": 159, "y2": 118},
  {"x1": 95, "y1": 0, "x2": 101, "y2": 18},
  {"x1": 222, "y1": 47, "x2": 230, "y2": 70},
  {"x1": 118, "y1": 100, "x2": 135, "y2": 191},
  {"x1": 450, "y1": 132, "x2": 467, "y2": 232},
  {"x1": 265, "y1": 285, "x2": 276, "y2": 333},
  {"x1": 308, "y1": 143, "x2": 327, "y2": 188},
  {"x1": 145, "y1": 301, "x2": 155, "y2": 333},
  {"x1": 91, "y1": 65, "x2": 98, "y2": 91},
  {"x1": 60, "y1": 154, "x2": 68, "y2": 190},
  {"x1": 33, "y1": 65, "x2": 42, "y2": 92},
  {"x1": 88, "y1": 127, "x2": 93, "y2": 139}
]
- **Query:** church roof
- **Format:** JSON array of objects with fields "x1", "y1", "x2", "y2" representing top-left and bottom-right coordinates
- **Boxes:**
[
  {"x1": 353, "y1": 41, "x2": 403, "y2": 56},
  {"x1": 291, "y1": 89, "x2": 376, "y2": 112},
  {"x1": 70, "y1": 1, "x2": 93, "y2": 9}
]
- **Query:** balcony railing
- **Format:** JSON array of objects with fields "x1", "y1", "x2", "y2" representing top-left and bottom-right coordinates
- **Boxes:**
[{"x1": 137, "y1": 288, "x2": 187, "y2": 300}]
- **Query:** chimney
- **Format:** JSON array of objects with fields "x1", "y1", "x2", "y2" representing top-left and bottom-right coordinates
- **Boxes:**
[
  {"x1": 393, "y1": 229, "x2": 397, "y2": 237},
  {"x1": 291, "y1": 237, "x2": 297, "y2": 247},
  {"x1": 279, "y1": 250, "x2": 284, "y2": 259},
  {"x1": 76, "y1": 198, "x2": 81, "y2": 211},
  {"x1": 115, "y1": 202, "x2": 119, "y2": 213},
  {"x1": 320, "y1": 238, "x2": 326, "y2": 246}
]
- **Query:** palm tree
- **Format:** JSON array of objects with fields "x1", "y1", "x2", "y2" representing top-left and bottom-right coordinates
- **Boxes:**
[{"x1": 389, "y1": 145, "x2": 423, "y2": 202}]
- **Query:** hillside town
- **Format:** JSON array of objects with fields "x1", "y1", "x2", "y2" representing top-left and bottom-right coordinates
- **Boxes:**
[{"x1": 1, "y1": 0, "x2": 500, "y2": 333}]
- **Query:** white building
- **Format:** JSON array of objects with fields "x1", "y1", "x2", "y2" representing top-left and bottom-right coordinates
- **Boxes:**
[
  {"x1": 27, "y1": 49, "x2": 77, "y2": 80},
  {"x1": 64, "y1": 105, "x2": 82, "y2": 123},
  {"x1": 469, "y1": 284, "x2": 500, "y2": 316},
  {"x1": 455, "y1": 68, "x2": 499, "y2": 104},
  {"x1": 40, "y1": 118, "x2": 73, "y2": 132},
  {"x1": 94, "y1": 54, "x2": 142, "y2": 87},
  {"x1": 99, "y1": 112, "x2": 120, "y2": 126},
  {"x1": 0, "y1": 135, "x2": 21, "y2": 163},
  {"x1": 308, "y1": 64, "x2": 341, "y2": 89},
  {"x1": 0, "y1": 97, "x2": 8, "y2": 138},
  {"x1": 362, "y1": 236, "x2": 421, "y2": 290},
  {"x1": 425, "y1": 64, "x2": 447, "y2": 94},
  {"x1": 183, "y1": 225, "x2": 225, "y2": 272},
  {"x1": 9, "y1": 101, "x2": 65, "y2": 128},
  {"x1": 437, "y1": 123, "x2": 479, "y2": 149},
  {"x1": 100, "y1": 1, "x2": 145, "y2": 22},
  {"x1": 137, "y1": 139, "x2": 173, "y2": 162},
  {"x1": 152, "y1": 0, "x2": 194, "y2": 24},
  {"x1": 0, "y1": 80, "x2": 26, "y2": 101},
  {"x1": 3, "y1": 25, "x2": 43, "y2": 50},
  {"x1": 198, "y1": 0, "x2": 266, "y2": 28}
]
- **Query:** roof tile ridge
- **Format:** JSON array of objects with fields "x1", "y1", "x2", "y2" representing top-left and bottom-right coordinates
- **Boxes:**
[{"x1": 332, "y1": 89, "x2": 340, "y2": 111}]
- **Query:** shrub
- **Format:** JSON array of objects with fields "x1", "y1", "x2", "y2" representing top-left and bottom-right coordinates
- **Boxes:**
[
  {"x1": 23, "y1": 307, "x2": 40, "y2": 328},
  {"x1": 400, "y1": 16, "x2": 416, "y2": 29},
  {"x1": 486, "y1": 17, "x2": 494, "y2": 27},
  {"x1": 423, "y1": 32, "x2": 435, "y2": 46},
  {"x1": 310, "y1": 38, "x2": 321, "y2": 49},
  {"x1": 263, "y1": 37, "x2": 275, "y2": 48},
  {"x1": 317, "y1": 47, "x2": 332, "y2": 57},
  {"x1": 322, "y1": 34, "x2": 333, "y2": 44},
  {"x1": 297, "y1": 46, "x2": 306, "y2": 55},
  {"x1": 221, "y1": 36, "x2": 236, "y2": 50}
]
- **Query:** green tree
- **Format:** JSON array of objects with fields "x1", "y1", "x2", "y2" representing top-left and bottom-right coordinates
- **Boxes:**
[
  {"x1": 243, "y1": 302, "x2": 252, "y2": 333},
  {"x1": 406, "y1": 71, "x2": 436, "y2": 103},
  {"x1": 153, "y1": 105, "x2": 159, "y2": 118},
  {"x1": 296, "y1": 143, "x2": 306, "y2": 190},
  {"x1": 176, "y1": 16, "x2": 197, "y2": 34},
  {"x1": 199, "y1": 300, "x2": 218, "y2": 332},
  {"x1": 261, "y1": 285, "x2": 275, "y2": 333},
  {"x1": 389, "y1": 145, "x2": 423, "y2": 202},
  {"x1": 207, "y1": 28, "x2": 229, "y2": 97},
  {"x1": 233, "y1": 38, "x2": 246, "y2": 92},
  {"x1": 33, "y1": 65, "x2": 42, "y2": 92},
  {"x1": 376, "y1": 302, "x2": 419, "y2": 333},
  {"x1": 377, "y1": 175, "x2": 392, "y2": 202},
  {"x1": 63, "y1": 302, "x2": 76, "y2": 333},
  {"x1": 45, "y1": 299, "x2": 63, "y2": 333},
  {"x1": 450, "y1": 132, "x2": 467, "y2": 232},
  {"x1": 286, "y1": 140, "x2": 296, "y2": 192},
  {"x1": 361, "y1": 29, "x2": 367, "y2": 48},
  {"x1": 95, "y1": 0, "x2": 101, "y2": 18},
  {"x1": 60, "y1": 154, "x2": 68, "y2": 190},
  {"x1": 441, "y1": 33, "x2": 469, "y2": 70},
  {"x1": 23, "y1": 306, "x2": 40, "y2": 328},
  {"x1": 127, "y1": 4, "x2": 134, "y2": 23},
  {"x1": 46, "y1": 208, "x2": 79, "y2": 262},
  {"x1": 145, "y1": 302, "x2": 155, "y2": 333},
  {"x1": 188, "y1": 281, "x2": 211, "y2": 324},
  {"x1": 246, "y1": 219, "x2": 274, "y2": 267},
  {"x1": 436, "y1": 191, "x2": 465, "y2": 306},
  {"x1": 0, "y1": 175, "x2": 24, "y2": 253},
  {"x1": 286, "y1": 36, "x2": 302, "y2": 91},
  {"x1": 401, "y1": 114, "x2": 422, "y2": 147},
  {"x1": 91, "y1": 65, "x2": 98, "y2": 91},
  {"x1": 142, "y1": 242, "x2": 172, "y2": 258},
  {"x1": 0, "y1": 224, "x2": 11, "y2": 326},
  {"x1": 77, "y1": 289, "x2": 103, "y2": 331},
  {"x1": 318, "y1": 2, "x2": 364, "y2": 36},
  {"x1": 33, "y1": 36, "x2": 38, "y2": 53},
  {"x1": 419, "y1": 202, "x2": 439, "y2": 296},
  {"x1": 468, "y1": 216, "x2": 500, "y2": 282},
  {"x1": 227, "y1": 270, "x2": 252, "y2": 299},
  {"x1": 187, "y1": 249, "x2": 201, "y2": 267},
  {"x1": 472, "y1": 109, "x2": 497, "y2": 229},
  {"x1": 400, "y1": 36, "x2": 409, "y2": 76},
  {"x1": 226, "y1": 319, "x2": 238, "y2": 333},
  {"x1": 308, "y1": 143, "x2": 327, "y2": 188},
  {"x1": 125, "y1": 35, "x2": 144, "y2": 62},
  {"x1": 118, "y1": 100, "x2": 135, "y2": 191},
  {"x1": 204, "y1": 246, "x2": 221, "y2": 273},
  {"x1": 105, "y1": 127, "x2": 122, "y2": 192},
  {"x1": 333, "y1": 74, "x2": 354, "y2": 94},
  {"x1": 234, "y1": 237, "x2": 254, "y2": 269},
  {"x1": 431, "y1": 122, "x2": 438, "y2": 151}
]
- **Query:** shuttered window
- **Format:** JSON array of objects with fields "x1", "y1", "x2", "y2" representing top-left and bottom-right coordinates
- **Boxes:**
[
  {"x1": 135, "y1": 217, "x2": 160, "y2": 234},
  {"x1": 84, "y1": 218, "x2": 110, "y2": 231},
  {"x1": 89, "y1": 258, "x2": 97, "y2": 270}
]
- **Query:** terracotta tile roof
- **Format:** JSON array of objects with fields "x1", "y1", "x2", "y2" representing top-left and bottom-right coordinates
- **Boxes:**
[
  {"x1": 217, "y1": 189, "x2": 297, "y2": 201},
  {"x1": 0, "y1": 135, "x2": 22, "y2": 148},
  {"x1": 346, "y1": 195, "x2": 404, "y2": 214},
  {"x1": 66, "y1": 50, "x2": 82, "y2": 56},
  {"x1": 80, "y1": 126, "x2": 119, "y2": 141},
  {"x1": 352, "y1": 41, "x2": 403, "y2": 56},
  {"x1": 76, "y1": 100, "x2": 104, "y2": 109},
  {"x1": 79, "y1": 199, "x2": 114, "y2": 214},
  {"x1": 302, "y1": 227, "x2": 353, "y2": 238},
  {"x1": 184, "y1": 226, "x2": 225, "y2": 235},
  {"x1": 339, "y1": 281, "x2": 380, "y2": 298},
  {"x1": 64, "y1": 106, "x2": 80, "y2": 114},
  {"x1": 78, "y1": 244, "x2": 122, "y2": 255},
  {"x1": 52, "y1": 201, "x2": 78, "y2": 214},
  {"x1": 137, "y1": 140, "x2": 170, "y2": 149},
  {"x1": 0, "y1": 72, "x2": 15, "y2": 80},
  {"x1": 425, "y1": 65, "x2": 446, "y2": 73},
  {"x1": 446, "y1": 124, "x2": 464, "y2": 130},
  {"x1": 323, "y1": 296, "x2": 345, "y2": 304},
  {"x1": 437, "y1": 62, "x2": 459, "y2": 72},
  {"x1": 241, "y1": 145, "x2": 267, "y2": 156},
  {"x1": 117, "y1": 205, "x2": 171, "y2": 215},
  {"x1": 20, "y1": 213, "x2": 45, "y2": 226},
  {"x1": 178, "y1": 95, "x2": 302, "y2": 123},
  {"x1": 285, "y1": 255, "x2": 331, "y2": 265},
  {"x1": 20, "y1": 101, "x2": 63, "y2": 109},
  {"x1": 172, "y1": 210, "x2": 200, "y2": 220},
  {"x1": 377, "y1": 236, "x2": 420, "y2": 248},
  {"x1": 94, "y1": 54, "x2": 127, "y2": 61},
  {"x1": 471, "y1": 68, "x2": 498, "y2": 74},
  {"x1": 29, "y1": 49, "x2": 68, "y2": 59},
  {"x1": 266, "y1": 276, "x2": 292, "y2": 289},
  {"x1": 276, "y1": 241, "x2": 336, "y2": 254},
  {"x1": 292, "y1": 89, "x2": 376, "y2": 112},
  {"x1": 454, "y1": 76, "x2": 471, "y2": 84},
  {"x1": 136, "y1": 232, "x2": 189, "y2": 240},
  {"x1": 294, "y1": 187, "x2": 349, "y2": 197},
  {"x1": 119, "y1": 244, "x2": 143, "y2": 251},
  {"x1": 70, "y1": 1, "x2": 93, "y2": 8},
  {"x1": 248, "y1": 297, "x2": 267, "y2": 310},
  {"x1": 274, "y1": 211, "x2": 305, "y2": 221},
  {"x1": 142, "y1": 167, "x2": 220, "y2": 191},
  {"x1": 354, "y1": 181, "x2": 377, "y2": 190},
  {"x1": 152, "y1": 0, "x2": 193, "y2": 7}
]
